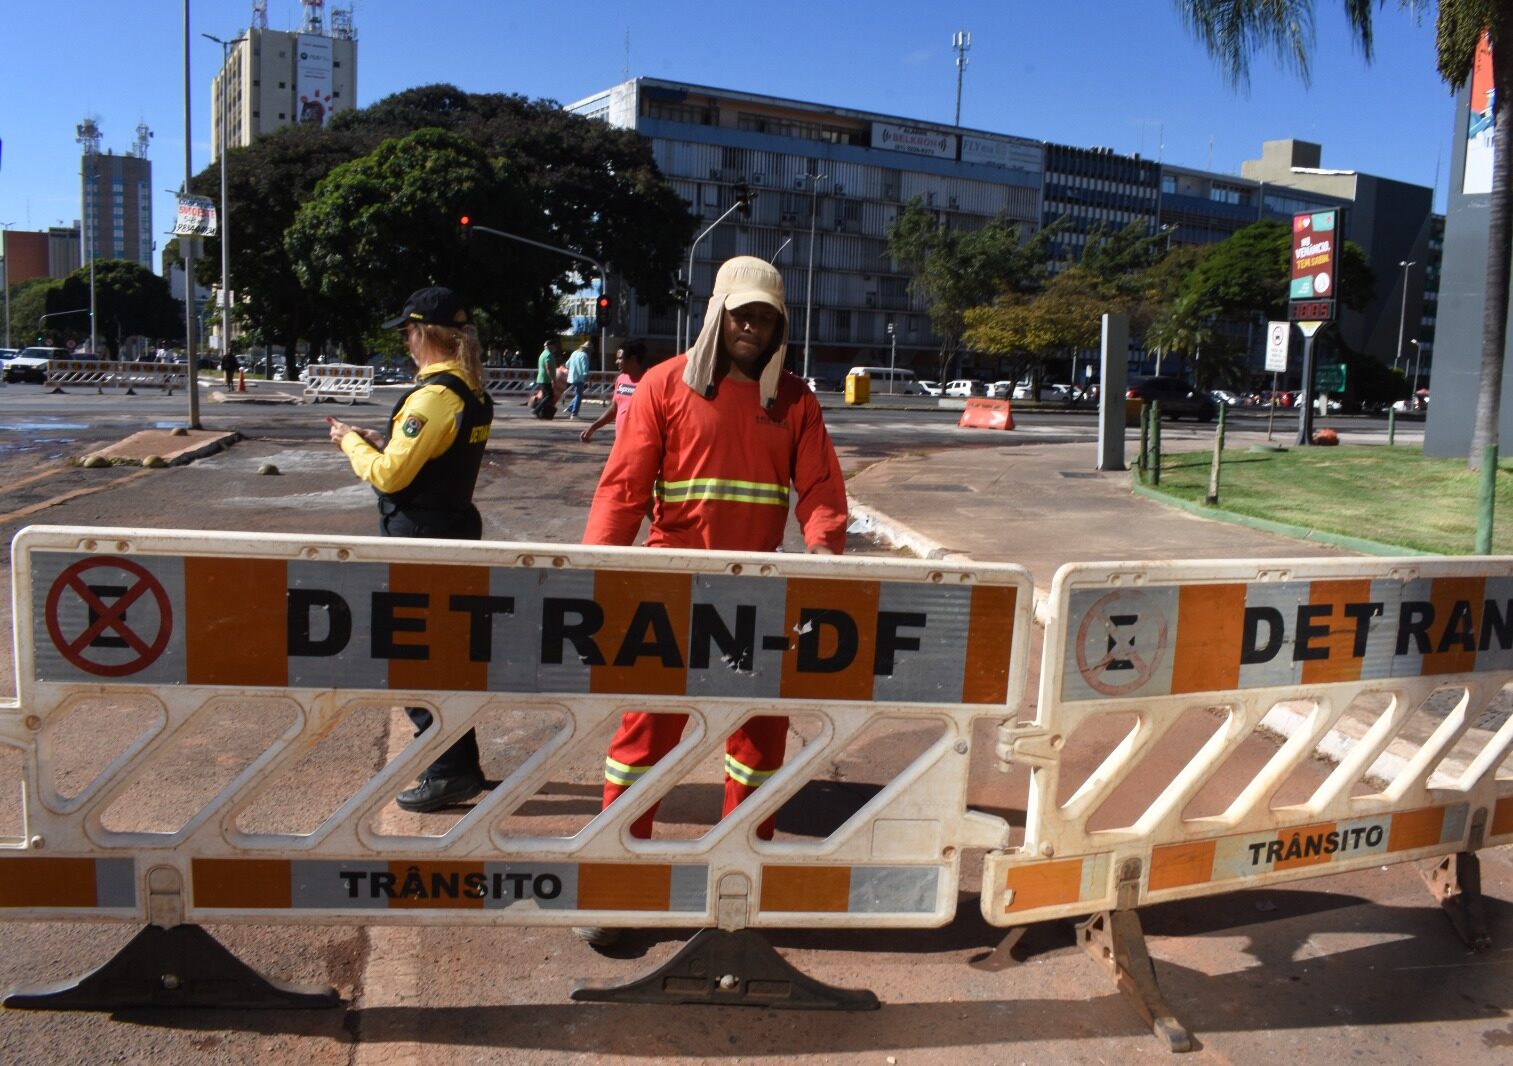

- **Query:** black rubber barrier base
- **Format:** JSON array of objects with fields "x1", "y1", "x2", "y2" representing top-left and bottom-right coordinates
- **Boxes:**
[
  {"x1": 3, "y1": 924, "x2": 340, "y2": 1011},
  {"x1": 572, "y1": 927, "x2": 879, "y2": 1011}
]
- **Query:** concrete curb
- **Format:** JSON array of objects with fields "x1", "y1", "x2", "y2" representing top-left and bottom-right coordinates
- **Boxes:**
[
  {"x1": 846, "y1": 497, "x2": 965, "y2": 561},
  {"x1": 1130, "y1": 479, "x2": 1434, "y2": 557}
]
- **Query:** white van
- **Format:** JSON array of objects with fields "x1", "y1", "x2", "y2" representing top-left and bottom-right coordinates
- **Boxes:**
[{"x1": 847, "y1": 366, "x2": 922, "y2": 395}]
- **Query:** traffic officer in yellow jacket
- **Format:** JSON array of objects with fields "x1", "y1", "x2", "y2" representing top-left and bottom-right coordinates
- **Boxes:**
[{"x1": 327, "y1": 285, "x2": 494, "y2": 811}]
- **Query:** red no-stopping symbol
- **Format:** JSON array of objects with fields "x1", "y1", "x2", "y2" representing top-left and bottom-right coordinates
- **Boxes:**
[{"x1": 45, "y1": 557, "x2": 173, "y2": 677}]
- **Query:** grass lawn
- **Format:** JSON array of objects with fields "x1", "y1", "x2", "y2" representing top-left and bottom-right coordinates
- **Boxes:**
[{"x1": 1144, "y1": 444, "x2": 1512, "y2": 555}]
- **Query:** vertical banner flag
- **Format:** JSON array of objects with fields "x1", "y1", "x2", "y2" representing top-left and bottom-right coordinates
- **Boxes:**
[{"x1": 296, "y1": 34, "x2": 334, "y2": 126}]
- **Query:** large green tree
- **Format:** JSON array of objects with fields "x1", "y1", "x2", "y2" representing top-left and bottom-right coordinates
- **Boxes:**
[
  {"x1": 887, "y1": 199, "x2": 1053, "y2": 378},
  {"x1": 45, "y1": 260, "x2": 183, "y2": 357},
  {"x1": 192, "y1": 84, "x2": 694, "y2": 357},
  {"x1": 1175, "y1": 0, "x2": 1513, "y2": 466},
  {"x1": 7, "y1": 276, "x2": 63, "y2": 346}
]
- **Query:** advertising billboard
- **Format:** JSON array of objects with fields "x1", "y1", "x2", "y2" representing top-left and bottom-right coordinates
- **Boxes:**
[
  {"x1": 1289, "y1": 209, "x2": 1337, "y2": 321},
  {"x1": 173, "y1": 195, "x2": 218, "y2": 237},
  {"x1": 960, "y1": 135, "x2": 1043, "y2": 175},
  {"x1": 1464, "y1": 32, "x2": 1495, "y2": 196},
  {"x1": 872, "y1": 122, "x2": 956, "y2": 160},
  {"x1": 296, "y1": 34, "x2": 334, "y2": 126}
]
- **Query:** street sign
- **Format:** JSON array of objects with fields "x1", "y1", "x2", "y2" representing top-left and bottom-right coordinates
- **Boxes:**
[
  {"x1": 1288, "y1": 209, "x2": 1338, "y2": 322},
  {"x1": 173, "y1": 195, "x2": 218, "y2": 237},
  {"x1": 1265, "y1": 321, "x2": 1290, "y2": 372},
  {"x1": 1317, "y1": 364, "x2": 1347, "y2": 392}
]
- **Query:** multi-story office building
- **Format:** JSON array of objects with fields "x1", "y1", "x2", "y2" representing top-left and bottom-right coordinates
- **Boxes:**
[
  {"x1": 566, "y1": 78, "x2": 1043, "y2": 380},
  {"x1": 76, "y1": 118, "x2": 154, "y2": 272},
  {"x1": 568, "y1": 78, "x2": 1435, "y2": 386},
  {"x1": 2, "y1": 227, "x2": 81, "y2": 285},
  {"x1": 210, "y1": 3, "x2": 358, "y2": 161}
]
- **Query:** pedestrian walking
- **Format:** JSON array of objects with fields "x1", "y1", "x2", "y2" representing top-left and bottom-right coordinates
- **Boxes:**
[
  {"x1": 575, "y1": 256, "x2": 847, "y2": 946},
  {"x1": 579, "y1": 340, "x2": 646, "y2": 444},
  {"x1": 565, "y1": 339, "x2": 593, "y2": 419},
  {"x1": 531, "y1": 337, "x2": 560, "y2": 419},
  {"x1": 326, "y1": 285, "x2": 495, "y2": 812},
  {"x1": 220, "y1": 349, "x2": 238, "y2": 389}
]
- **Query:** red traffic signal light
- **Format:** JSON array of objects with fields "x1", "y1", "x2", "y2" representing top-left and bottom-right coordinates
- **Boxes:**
[
  {"x1": 595, "y1": 294, "x2": 614, "y2": 327},
  {"x1": 458, "y1": 214, "x2": 472, "y2": 241}
]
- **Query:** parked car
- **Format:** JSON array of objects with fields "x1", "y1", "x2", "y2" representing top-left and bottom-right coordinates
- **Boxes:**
[
  {"x1": 1126, "y1": 376, "x2": 1217, "y2": 421},
  {"x1": 2, "y1": 346, "x2": 71, "y2": 383},
  {"x1": 944, "y1": 379, "x2": 978, "y2": 397},
  {"x1": 987, "y1": 380, "x2": 1016, "y2": 399},
  {"x1": 918, "y1": 379, "x2": 943, "y2": 396}
]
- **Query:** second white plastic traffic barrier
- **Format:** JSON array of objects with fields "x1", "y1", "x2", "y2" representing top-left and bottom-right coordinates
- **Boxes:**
[{"x1": 302, "y1": 364, "x2": 374, "y2": 403}]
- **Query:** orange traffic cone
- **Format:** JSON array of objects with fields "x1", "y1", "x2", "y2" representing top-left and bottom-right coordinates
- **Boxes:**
[{"x1": 236, "y1": 369, "x2": 246, "y2": 393}]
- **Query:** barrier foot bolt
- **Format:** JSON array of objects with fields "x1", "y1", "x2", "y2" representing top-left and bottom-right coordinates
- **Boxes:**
[
  {"x1": 1425, "y1": 851, "x2": 1492, "y2": 951},
  {"x1": 1077, "y1": 910, "x2": 1193, "y2": 1054},
  {"x1": 570, "y1": 927, "x2": 879, "y2": 1011},
  {"x1": 2, "y1": 923, "x2": 341, "y2": 1011}
]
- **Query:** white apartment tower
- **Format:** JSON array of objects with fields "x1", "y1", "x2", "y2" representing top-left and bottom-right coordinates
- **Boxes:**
[{"x1": 210, "y1": 1, "x2": 358, "y2": 162}]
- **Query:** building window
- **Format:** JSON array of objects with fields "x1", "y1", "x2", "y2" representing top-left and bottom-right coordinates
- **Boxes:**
[{"x1": 278, "y1": 81, "x2": 286, "y2": 88}]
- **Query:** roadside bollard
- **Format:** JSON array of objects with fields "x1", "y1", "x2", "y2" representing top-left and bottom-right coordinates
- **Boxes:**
[
  {"x1": 1388, "y1": 407, "x2": 1396, "y2": 446},
  {"x1": 1205, "y1": 404, "x2": 1226, "y2": 505},
  {"x1": 1150, "y1": 401, "x2": 1161, "y2": 487},
  {"x1": 1138, "y1": 403, "x2": 1149, "y2": 481}
]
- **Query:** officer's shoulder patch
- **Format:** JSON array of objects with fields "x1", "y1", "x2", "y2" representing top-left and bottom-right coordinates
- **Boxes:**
[{"x1": 401, "y1": 413, "x2": 428, "y2": 438}]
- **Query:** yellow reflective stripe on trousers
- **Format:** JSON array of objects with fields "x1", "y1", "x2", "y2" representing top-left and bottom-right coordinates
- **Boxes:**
[
  {"x1": 604, "y1": 756, "x2": 655, "y2": 787},
  {"x1": 655, "y1": 477, "x2": 790, "y2": 507},
  {"x1": 724, "y1": 754, "x2": 776, "y2": 787}
]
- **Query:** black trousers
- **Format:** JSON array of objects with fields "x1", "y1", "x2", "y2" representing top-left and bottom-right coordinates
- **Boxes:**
[{"x1": 381, "y1": 504, "x2": 484, "y2": 782}]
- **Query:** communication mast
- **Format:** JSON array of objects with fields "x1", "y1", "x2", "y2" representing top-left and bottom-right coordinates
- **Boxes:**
[
  {"x1": 331, "y1": 6, "x2": 355, "y2": 39},
  {"x1": 952, "y1": 29, "x2": 971, "y2": 127},
  {"x1": 301, "y1": 0, "x2": 325, "y2": 35},
  {"x1": 131, "y1": 121, "x2": 153, "y2": 159},
  {"x1": 75, "y1": 116, "x2": 102, "y2": 156},
  {"x1": 251, "y1": 0, "x2": 268, "y2": 30}
]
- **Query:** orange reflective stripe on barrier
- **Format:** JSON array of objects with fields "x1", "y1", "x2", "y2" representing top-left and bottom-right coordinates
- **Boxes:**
[{"x1": 958, "y1": 398, "x2": 1013, "y2": 431}]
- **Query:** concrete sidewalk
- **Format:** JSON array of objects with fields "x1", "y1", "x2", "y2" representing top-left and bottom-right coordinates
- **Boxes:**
[{"x1": 844, "y1": 431, "x2": 1356, "y2": 593}]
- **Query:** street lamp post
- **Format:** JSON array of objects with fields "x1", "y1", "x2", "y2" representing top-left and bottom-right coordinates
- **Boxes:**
[
  {"x1": 802, "y1": 171, "x2": 827, "y2": 381},
  {"x1": 887, "y1": 321, "x2": 897, "y2": 394},
  {"x1": 182, "y1": 0, "x2": 201, "y2": 428},
  {"x1": 1395, "y1": 259, "x2": 1416, "y2": 380},
  {"x1": 681, "y1": 199, "x2": 749, "y2": 352},
  {"x1": 204, "y1": 32, "x2": 245, "y2": 375},
  {"x1": 1, "y1": 221, "x2": 13, "y2": 349}
]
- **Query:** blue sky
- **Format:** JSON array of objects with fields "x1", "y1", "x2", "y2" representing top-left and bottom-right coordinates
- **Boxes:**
[{"x1": 0, "y1": 0, "x2": 1458, "y2": 266}]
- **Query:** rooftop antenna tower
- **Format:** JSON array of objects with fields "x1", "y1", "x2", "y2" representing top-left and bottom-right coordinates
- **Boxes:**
[
  {"x1": 131, "y1": 121, "x2": 153, "y2": 158},
  {"x1": 75, "y1": 116, "x2": 102, "y2": 156},
  {"x1": 952, "y1": 29, "x2": 971, "y2": 126},
  {"x1": 301, "y1": 0, "x2": 325, "y2": 35},
  {"x1": 331, "y1": 5, "x2": 355, "y2": 39},
  {"x1": 251, "y1": 0, "x2": 267, "y2": 29}
]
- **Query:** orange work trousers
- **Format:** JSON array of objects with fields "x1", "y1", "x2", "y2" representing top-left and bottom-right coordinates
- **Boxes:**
[{"x1": 601, "y1": 711, "x2": 788, "y2": 840}]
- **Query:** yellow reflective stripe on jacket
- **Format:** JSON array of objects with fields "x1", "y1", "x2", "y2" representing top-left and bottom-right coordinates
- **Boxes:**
[
  {"x1": 604, "y1": 756, "x2": 656, "y2": 787},
  {"x1": 654, "y1": 477, "x2": 791, "y2": 507},
  {"x1": 724, "y1": 754, "x2": 777, "y2": 788}
]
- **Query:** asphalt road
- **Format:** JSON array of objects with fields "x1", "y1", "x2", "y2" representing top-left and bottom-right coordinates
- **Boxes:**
[{"x1": 0, "y1": 380, "x2": 1500, "y2": 1066}]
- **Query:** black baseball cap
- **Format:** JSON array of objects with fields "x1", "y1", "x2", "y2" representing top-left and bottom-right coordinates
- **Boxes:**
[{"x1": 382, "y1": 286, "x2": 469, "y2": 329}]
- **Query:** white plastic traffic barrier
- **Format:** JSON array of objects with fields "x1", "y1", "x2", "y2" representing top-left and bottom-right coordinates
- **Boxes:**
[
  {"x1": 44, "y1": 360, "x2": 187, "y2": 395},
  {"x1": 302, "y1": 364, "x2": 374, "y2": 403},
  {"x1": 0, "y1": 526, "x2": 1030, "y2": 937},
  {"x1": 986, "y1": 555, "x2": 1513, "y2": 925},
  {"x1": 485, "y1": 368, "x2": 614, "y2": 401}
]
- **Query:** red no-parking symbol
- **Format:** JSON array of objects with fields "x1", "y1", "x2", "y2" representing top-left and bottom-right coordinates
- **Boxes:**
[
  {"x1": 44, "y1": 557, "x2": 173, "y2": 677},
  {"x1": 1073, "y1": 590, "x2": 1169, "y2": 697}
]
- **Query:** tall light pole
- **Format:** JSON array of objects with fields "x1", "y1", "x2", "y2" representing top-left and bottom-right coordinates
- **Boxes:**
[
  {"x1": 75, "y1": 120, "x2": 101, "y2": 355},
  {"x1": 204, "y1": 32, "x2": 245, "y2": 374},
  {"x1": 1, "y1": 221, "x2": 13, "y2": 349},
  {"x1": 183, "y1": 0, "x2": 201, "y2": 428},
  {"x1": 802, "y1": 170, "x2": 827, "y2": 380},
  {"x1": 952, "y1": 30, "x2": 971, "y2": 126},
  {"x1": 1394, "y1": 259, "x2": 1416, "y2": 378}
]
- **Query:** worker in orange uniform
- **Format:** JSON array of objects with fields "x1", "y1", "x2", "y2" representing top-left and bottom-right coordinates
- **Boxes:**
[{"x1": 576, "y1": 256, "x2": 847, "y2": 946}]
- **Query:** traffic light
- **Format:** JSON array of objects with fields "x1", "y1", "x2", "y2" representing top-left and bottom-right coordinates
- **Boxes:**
[
  {"x1": 596, "y1": 294, "x2": 613, "y2": 328},
  {"x1": 458, "y1": 214, "x2": 472, "y2": 241},
  {"x1": 733, "y1": 182, "x2": 752, "y2": 219}
]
